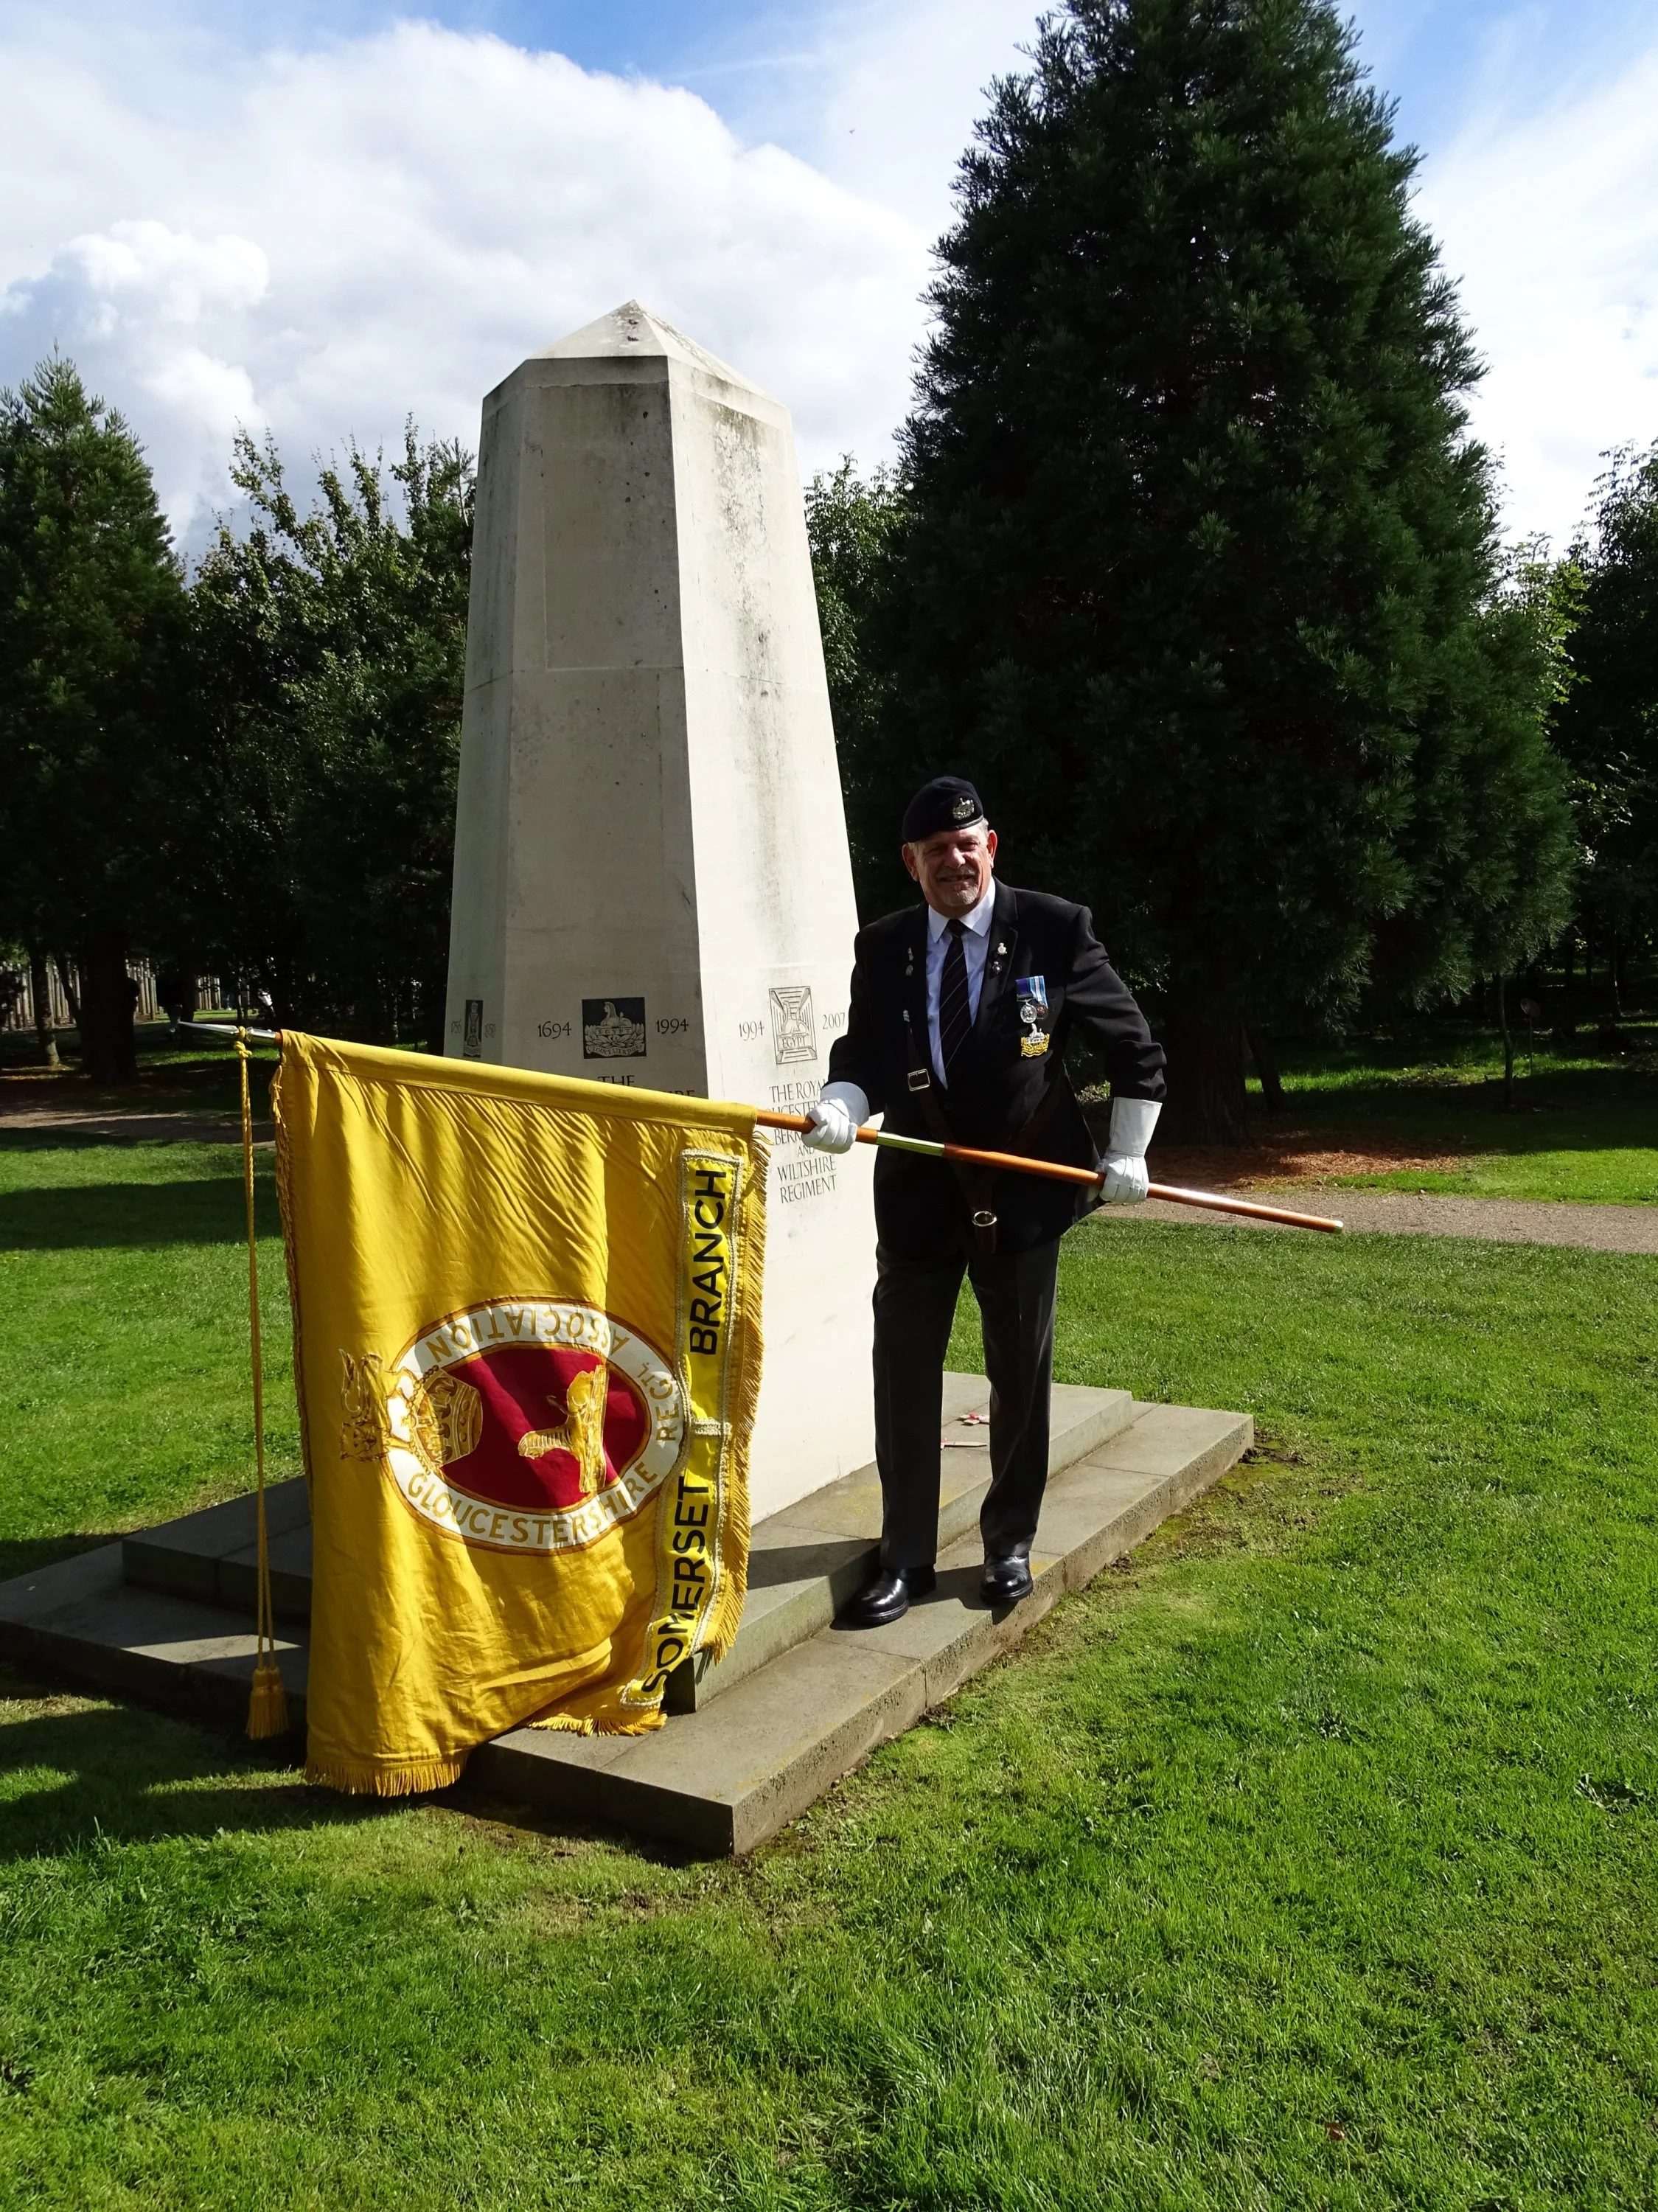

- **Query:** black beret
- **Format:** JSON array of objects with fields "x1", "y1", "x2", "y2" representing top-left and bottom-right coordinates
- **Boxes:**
[{"x1": 902, "y1": 775, "x2": 985, "y2": 843}]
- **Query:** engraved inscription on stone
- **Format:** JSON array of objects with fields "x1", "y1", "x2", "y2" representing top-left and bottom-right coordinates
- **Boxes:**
[
  {"x1": 582, "y1": 998, "x2": 647, "y2": 1059},
  {"x1": 768, "y1": 984, "x2": 817, "y2": 1065},
  {"x1": 463, "y1": 998, "x2": 484, "y2": 1060}
]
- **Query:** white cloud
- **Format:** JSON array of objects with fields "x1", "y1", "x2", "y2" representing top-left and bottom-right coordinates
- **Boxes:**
[
  {"x1": 1413, "y1": 35, "x2": 1658, "y2": 548},
  {"x1": 1, "y1": 219, "x2": 270, "y2": 520},
  {"x1": 2, "y1": 3, "x2": 1653, "y2": 558},
  {"x1": 0, "y1": 15, "x2": 933, "y2": 547},
  {"x1": 706, "y1": 0, "x2": 1037, "y2": 237}
]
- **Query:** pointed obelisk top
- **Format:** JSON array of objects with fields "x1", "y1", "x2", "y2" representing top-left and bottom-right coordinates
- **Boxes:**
[{"x1": 532, "y1": 300, "x2": 773, "y2": 400}]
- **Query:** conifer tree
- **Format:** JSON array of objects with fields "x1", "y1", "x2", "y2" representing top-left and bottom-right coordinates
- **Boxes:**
[
  {"x1": 881, "y1": 0, "x2": 1572, "y2": 1139},
  {"x1": 0, "y1": 358, "x2": 193, "y2": 1082}
]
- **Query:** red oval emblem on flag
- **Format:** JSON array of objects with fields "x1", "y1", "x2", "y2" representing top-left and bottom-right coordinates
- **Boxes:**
[
  {"x1": 440, "y1": 1342, "x2": 648, "y2": 1511},
  {"x1": 380, "y1": 1300, "x2": 686, "y2": 1554}
]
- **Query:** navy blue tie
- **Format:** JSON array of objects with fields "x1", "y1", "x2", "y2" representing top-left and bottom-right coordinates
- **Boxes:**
[{"x1": 938, "y1": 919, "x2": 972, "y2": 1079}]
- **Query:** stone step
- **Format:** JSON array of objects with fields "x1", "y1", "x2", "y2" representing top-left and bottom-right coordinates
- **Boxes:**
[
  {"x1": 116, "y1": 1374, "x2": 1138, "y2": 1711},
  {"x1": 671, "y1": 1377, "x2": 1136, "y2": 1711},
  {"x1": 0, "y1": 1399, "x2": 1250, "y2": 1855},
  {"x1": 122, "y1": 1478, "x2": 315, "y2": 1620},
  {"x1": 469, "y1": 1402, "x2": 1249, "y2": 1851}
]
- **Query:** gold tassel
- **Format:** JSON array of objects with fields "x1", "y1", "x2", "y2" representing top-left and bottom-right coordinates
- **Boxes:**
[
  {"x1": 237, "y1": 1028, "x2": 291, "y2": 1742},
  {"x1": 247, "y1": 1658, "x2": 289, "y2": 1738}
]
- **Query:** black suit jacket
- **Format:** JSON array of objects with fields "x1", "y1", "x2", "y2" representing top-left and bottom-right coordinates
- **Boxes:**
[{"x1": 826, "y1": 881, "x2": 1166, "y2": 1260}]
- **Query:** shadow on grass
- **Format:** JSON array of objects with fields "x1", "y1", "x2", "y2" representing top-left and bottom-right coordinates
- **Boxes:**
[
  {"x1": 1199, "y1": 1058, "x2": 1658, "y2": 1159},
  {"x1": 0, "y1": 1684, "x2": 379, "y2": 1860},
  {"x1": 0, "y1": 1678, "x2": 682, "y2": 1868},
  {"x1": 0, "y1": 1533, "x2": 127, "y2": 1585},
  {"x1": 0, "y1": 1178, "x2": 282, "y2": 1250}
]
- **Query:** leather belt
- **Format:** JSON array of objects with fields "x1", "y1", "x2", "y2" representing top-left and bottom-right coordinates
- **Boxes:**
[{"x1": 901, "y1": 1011, "x2": 1070, "y2": 1255}]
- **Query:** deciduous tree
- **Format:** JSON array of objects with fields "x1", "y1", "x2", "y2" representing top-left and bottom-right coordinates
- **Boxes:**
[
  {"x1": 1553, "y1": 443, "x2": 1658, "y2": 1003},
  {"x1": 191, "y1": 426, "x2": 473, "y2": 1040},
  {"x1": 805, "y1": 459, "x2": 908, "y2": 906}
]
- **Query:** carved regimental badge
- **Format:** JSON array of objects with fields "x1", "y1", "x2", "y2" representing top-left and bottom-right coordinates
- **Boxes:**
[
  {"x1": 768, "y1": 984, "x2": 816, "y2": 1064},
  {"x1": 346, "y1": 1301, "x2": 686, "y2": 1555},
  {"x1": 582, "y1": 998, "x2": 647, "y2": 1059}
]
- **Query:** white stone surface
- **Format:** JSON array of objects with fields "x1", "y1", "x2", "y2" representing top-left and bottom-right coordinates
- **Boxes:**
[{"x1": 446, "y1": 302, "x2": 876, "y2": 1518}]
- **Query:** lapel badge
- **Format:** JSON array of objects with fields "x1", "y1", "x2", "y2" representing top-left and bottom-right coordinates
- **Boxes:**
[{"x1": 1020, "y1": 1032, "x2": 1051, "y2": 1058}]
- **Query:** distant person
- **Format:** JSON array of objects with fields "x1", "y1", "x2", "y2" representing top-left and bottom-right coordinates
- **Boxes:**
[
  {"x1": 156, "y1": 963, "x2": 197, "y2": 1041},
  {"x1": 803, "y1": 776, "x2": 1166, "y2": 1625}
]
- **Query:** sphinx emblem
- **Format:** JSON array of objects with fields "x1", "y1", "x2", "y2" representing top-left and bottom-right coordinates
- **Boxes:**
[{"x1": 517, "y1": 1365, "x2": 611, "y2": 1498}]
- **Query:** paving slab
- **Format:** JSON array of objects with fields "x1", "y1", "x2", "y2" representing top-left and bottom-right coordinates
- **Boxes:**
[{"x1": 0, "y1": 1395, "x2": 1250, "y2": 1854}]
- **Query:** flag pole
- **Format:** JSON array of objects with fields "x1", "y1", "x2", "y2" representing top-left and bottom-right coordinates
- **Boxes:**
[
  {"x1": 191, "y1": 1029, "x2": 1341, "y2": 1234},
  {"x1": 753, "y1": 1109, "x2": 1343, "y2": 1234}
]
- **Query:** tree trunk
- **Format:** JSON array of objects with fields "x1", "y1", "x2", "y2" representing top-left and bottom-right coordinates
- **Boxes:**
[
  {"x1": 28, "y1": 947, "x2": 60, "y2": 1068},
  {"x1": 1496, "y1": 974, "x2": 1515, "y2": 1110},
  {"x1": 419, "y1": 970, "x2": 447, "y2": 1055},
  {"x1": 1159, "y1": 1012, "x2": 1250, "y2": 1147},
  {"x1": 76, "y1": 939, "x2": 139, "y2": 1085},
  {"x1": 1244, "y1": 1024, "x2": 1286, "y2": 1112},
  {"x1": 52, "y1": 953, "x2": 82, "y2": 1032}
]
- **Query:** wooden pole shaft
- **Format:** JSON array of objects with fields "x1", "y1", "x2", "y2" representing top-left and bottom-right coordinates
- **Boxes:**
[
  {"x1": 191, "y1": 1037, "x2": 1341, "y2": 1234},
  {"x1": 754, "y1": 1108, "x2": 1343, "y2": 1234}
]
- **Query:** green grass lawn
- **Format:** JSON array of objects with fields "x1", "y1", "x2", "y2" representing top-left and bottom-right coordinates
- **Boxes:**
[
  {"x1": 3, "y1": 1132, "x2": 1657, "y2": 2208},
  {"x1": 1249, "y1": 1029, "x2": 1658, "y2": 1204},
  {"x1": 0, "y1": 1134, "x2": 296, "y2": 1582}
]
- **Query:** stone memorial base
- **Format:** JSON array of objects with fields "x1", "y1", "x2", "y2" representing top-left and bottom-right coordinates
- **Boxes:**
[{"x1": 0, "y1": 1385, "x2": 1250, "y2": 1854}]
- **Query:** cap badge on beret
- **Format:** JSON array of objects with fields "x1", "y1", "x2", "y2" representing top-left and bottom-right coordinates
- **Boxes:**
[{"x1": 901, "y1": 773, "x2": 986, "y2": 843}]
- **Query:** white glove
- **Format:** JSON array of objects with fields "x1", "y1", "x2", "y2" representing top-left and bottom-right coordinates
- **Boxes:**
[
  {"x1": 802, "y1": 1081, "x2": 868, "y2": 1155},
  {"x1": 1097, "y1": 1096, "x2": 1160, "y2": 1206},
  {"x1": 1098, "y1": 1152, "x2": 1150, "y2": 1204}
]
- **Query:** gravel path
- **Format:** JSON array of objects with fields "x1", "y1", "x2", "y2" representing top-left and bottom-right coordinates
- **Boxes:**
[
  {"x1": 0, "y1": 1107, "x2": 270, "y2": 1145},
  {"x1": 3, "y1": 1103, "x2": 1653, "y2": 1253},
  {"x1": 1134, "y1": 1187, "x2": 1658, "y2": 1253}
]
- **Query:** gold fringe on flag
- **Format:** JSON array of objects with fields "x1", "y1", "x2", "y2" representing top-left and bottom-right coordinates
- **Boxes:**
[{"x1": 237, "y1": 1029, "x2": 290, "y2": 1740}]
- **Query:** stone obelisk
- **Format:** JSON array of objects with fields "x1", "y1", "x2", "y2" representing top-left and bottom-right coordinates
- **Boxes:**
[{"x1": 445, "y1": 302, "x2": 876, "y2": 1520}]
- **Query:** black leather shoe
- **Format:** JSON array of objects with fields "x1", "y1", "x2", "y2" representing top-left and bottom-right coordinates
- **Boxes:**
[
  {"x1": 840, "y1": 1563, "x2": 936, "y2": 1628},
  {"x1": 980, "y1": 1549, "x2": 1033, "y2": 1605}
]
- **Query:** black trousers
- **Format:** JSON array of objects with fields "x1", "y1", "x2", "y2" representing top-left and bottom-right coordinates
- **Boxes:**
[{"x1": 871, "y1": 1236, "x2": 1061, "y2": 1571}]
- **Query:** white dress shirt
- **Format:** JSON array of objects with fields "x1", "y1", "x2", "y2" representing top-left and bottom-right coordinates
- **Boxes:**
[{"x1": 926, "y1": 881, "x2": 997, "y2": 1085}]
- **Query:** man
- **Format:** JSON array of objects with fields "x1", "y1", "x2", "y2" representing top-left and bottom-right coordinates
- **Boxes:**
[{"x1": 804, "y1": 775, "x2": 1166, "y2": 1625}]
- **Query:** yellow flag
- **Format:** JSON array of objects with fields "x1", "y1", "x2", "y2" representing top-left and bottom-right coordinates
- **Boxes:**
[{"x1": 272, "y1": 1034, "x2": 766, "y2": 1795}]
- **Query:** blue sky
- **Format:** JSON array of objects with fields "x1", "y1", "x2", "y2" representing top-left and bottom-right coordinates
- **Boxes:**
[
  {"x1": 1, "y1": 0, "x2": 1654, "y2": 549},
  {"x1": 114, "y1": 0, "x2": 1658, "y2": 159}
]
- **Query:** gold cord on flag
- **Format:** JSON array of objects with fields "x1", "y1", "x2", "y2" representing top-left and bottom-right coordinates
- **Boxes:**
[{"x1": 237, "y1": 1029, "x2": 289, "y2": 1739}]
